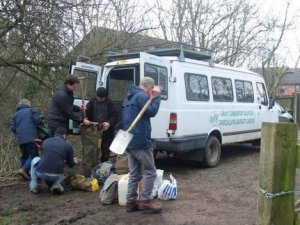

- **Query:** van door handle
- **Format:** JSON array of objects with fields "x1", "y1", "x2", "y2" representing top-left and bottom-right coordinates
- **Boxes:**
[{"x1": 259, "y1": 105, "x2": 261, "y2": 110}]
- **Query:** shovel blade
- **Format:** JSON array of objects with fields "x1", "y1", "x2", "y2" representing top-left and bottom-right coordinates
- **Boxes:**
[{"x1": 109, "y1": 129, "x2": 133, "y2": 154}]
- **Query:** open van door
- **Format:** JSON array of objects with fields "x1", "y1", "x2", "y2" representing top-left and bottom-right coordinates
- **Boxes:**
[
  {"x1": 68, "y1": 60, "x2": 102, "y2": 133},
  {"x1": 256, "y1": 82, "x2": 277, "y2": 136},
  {"x1": 140, "y1": 52, "x2": 170, "y2": 101},
  {"x1": 139, "y1": 52, "x2": 171, "y2": 139}
]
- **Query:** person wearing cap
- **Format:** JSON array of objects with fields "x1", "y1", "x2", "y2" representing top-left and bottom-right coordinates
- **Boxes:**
[
  {"x1": 48, "y1": 75, "x2": 90, "y2": 136},
  {"x1": 29, "y1": 127, "x2": 76, "y2": 194},
  {"x1": 122, "y1": 77, "x2": 162, "y2": 213},
  {"x1": 85, "y1": 87, "x2": 118, "y2": 162}
]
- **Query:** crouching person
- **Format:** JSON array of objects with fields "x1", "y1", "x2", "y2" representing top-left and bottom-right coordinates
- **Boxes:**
[{"x1": 29, "y1": 127, "x2": 75, "y2": 194}]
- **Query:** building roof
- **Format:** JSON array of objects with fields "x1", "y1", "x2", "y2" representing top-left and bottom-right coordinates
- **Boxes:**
[
  {"x1": 278, "y1": 68, "x2": 300, "y2": 85},
  {"x1": 70, "y1": 27, "x2": 212, "y2": 63}
]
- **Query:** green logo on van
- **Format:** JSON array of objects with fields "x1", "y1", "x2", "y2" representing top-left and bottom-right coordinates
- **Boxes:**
[{"x1": 209, "y1": 110, "x2": 255, "y2": 126}]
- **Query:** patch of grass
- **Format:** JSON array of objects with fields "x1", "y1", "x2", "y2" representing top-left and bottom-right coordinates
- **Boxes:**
[
  {"x1": 12, "y1": 212, "x2": 32, "y2": 223},
  {"x1": 0, "y1": 216, "x2": 11, "y2": 225},
  {"x1": 0, "y1": 212, "x2": 32, "y2": 225}
]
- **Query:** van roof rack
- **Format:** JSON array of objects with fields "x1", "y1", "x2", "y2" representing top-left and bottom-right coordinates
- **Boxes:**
[{"x1": 106, "y1": 43, "x2": 212, "y2": 62}]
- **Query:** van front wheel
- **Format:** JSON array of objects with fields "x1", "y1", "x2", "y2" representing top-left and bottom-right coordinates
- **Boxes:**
[{"x1": 202, "y1": 136, "x2": 221, "y2": 168}]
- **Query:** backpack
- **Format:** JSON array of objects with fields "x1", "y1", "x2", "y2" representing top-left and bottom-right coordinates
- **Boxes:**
[
  {"x1": 64, "y1": 174, "x2": 99, "y2": 192},
  {"x1": 37, "y1": 123, "x2": 52, "y2": 140},
  {"x1": 99, "y1": 174, "x2": 119, "y2": 205},
  {"x1": 91, "y1": 162, "x2": 115, "y2": 186}
]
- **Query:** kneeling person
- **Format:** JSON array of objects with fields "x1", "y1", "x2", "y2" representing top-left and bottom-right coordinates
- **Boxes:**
[{"x1": 30, "y1": 127, "x2": 75, "y2": 194}]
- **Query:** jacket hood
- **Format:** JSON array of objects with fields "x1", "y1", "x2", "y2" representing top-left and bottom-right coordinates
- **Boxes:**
[
  {"x1": 127, "y1": 85, "x2": 144, "y2": 100},
  {"x1": 16, "y1": 104, "x2": 30, "y2": 111}
]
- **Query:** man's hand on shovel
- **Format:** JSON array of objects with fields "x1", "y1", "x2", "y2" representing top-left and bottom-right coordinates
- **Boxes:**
[{"x1": 150, "y1": 86, "x2": 161, "y2": 99}]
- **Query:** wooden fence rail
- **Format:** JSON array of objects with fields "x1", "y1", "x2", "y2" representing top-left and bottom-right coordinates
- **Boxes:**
[{"x1": 258, "y1": 122, "x2": 299, "y2": 225}]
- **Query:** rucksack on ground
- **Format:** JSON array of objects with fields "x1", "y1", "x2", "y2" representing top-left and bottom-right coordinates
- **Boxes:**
[
  {"x1": 91, "y1": 161, "x2": 115, "y2": 186},
  {"x1": 99, "y1": 174, "x2": 119, "y2": 205}
]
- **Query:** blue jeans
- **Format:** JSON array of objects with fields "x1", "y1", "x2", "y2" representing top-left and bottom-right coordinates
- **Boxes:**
[
  {"x1": 19, "y1": 142, "x2": 38, "y2": 174},
  {"x1": 30, "y1": 157, "x2": 65, "y2": 193},
  {"x1": 126, "y1": 148, "x2": 157, "y2": 203}
]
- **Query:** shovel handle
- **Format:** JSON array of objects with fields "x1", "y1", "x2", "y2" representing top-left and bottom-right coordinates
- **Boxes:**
[
  {"x1": 79, "y1": 77, "x2": 86, "y2": 118},
  {"x1": 127, "y1": 98, "x2": 152, "y2": 132}
]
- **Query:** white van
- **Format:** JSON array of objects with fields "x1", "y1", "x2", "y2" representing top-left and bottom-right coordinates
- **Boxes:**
[{"x1": 70, "y1": 45, "x2": 278, "y2": 167}]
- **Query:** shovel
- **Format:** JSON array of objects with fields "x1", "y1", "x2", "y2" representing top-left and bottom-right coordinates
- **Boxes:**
[{"x1": 109, "y1": 98, "x2": 152, "y2": 154}]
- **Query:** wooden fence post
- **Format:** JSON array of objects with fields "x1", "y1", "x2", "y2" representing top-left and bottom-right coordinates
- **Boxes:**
[{"x1": 258, "y1": 122, "x2": 297, "y2": 225}]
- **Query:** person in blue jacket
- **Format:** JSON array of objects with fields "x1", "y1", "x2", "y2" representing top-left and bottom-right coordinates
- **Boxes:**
[
  {"x1": 11, "y1": 99, "x2": 43, "y2": 180},
  {"x1": 122, "y1": 77, "x2": 162, "y2": 213},
  {"x1": 29, "y1": 127, "x2": 76, "y2": 194}
]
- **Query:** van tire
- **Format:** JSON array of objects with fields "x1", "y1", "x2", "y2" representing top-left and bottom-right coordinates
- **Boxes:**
[{"x1": 202, "y1": 135, "x2": 221, "y2": 168}]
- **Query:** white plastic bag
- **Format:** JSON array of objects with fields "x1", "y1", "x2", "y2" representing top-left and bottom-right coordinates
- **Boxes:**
[
  {"x1": 158, "y1": 174, "x2": 177, "y2": 200},
  {"x1": 151, "y1": 169, "x2": 164, "y2": 198}
]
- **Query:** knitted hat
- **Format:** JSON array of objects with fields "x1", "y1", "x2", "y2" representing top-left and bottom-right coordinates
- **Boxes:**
[
  {"x1": 140, "y1": 77, "x2": 155, "y2": 86},
  {"x1": 96, "y1": 87, "x2": 108, "y2": 97}
]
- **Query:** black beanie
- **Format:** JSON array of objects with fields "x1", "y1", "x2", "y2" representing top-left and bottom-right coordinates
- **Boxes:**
[{"x1": 96, "y1": 87, "x2": 108, "y2": 98}]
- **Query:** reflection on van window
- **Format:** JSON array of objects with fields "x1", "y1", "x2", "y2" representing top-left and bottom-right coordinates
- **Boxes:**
[
  {"x1": 73, "y1": 69, "x2": 97, "y2": 100},
  {"x1": 144, "y1": 63, "x2": 168, "y2": 100},
  {"x1": 256, "y1": 82, "x2": 268, "y2": 106},
  {"x1": 235, "y1": 80, "x2": 254, "y2": 103},
  {"x1": 212, "y1": 77, "x2": 233, "y2": 102},
  {"x1": 184, "y1": 73, "x2": 209, "y2": 101}
]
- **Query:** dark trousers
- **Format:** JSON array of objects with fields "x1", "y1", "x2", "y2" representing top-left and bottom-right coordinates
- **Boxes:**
[
  {"x1": 101, "y1": 132, "x2": 114, "y2": 162},
  {"x1": 19, "y1": 142, "x2": 39, "y2": 174}
]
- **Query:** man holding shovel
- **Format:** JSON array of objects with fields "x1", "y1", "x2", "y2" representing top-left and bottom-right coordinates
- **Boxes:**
[
  {"x1": 122, "y1": 77, "x2": 162, "y2": 213},
  {"x1": 48, "y1": 75, "x2": 90, "y2": 136}
]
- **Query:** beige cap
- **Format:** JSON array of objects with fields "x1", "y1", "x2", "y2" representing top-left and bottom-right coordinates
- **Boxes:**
[{"x1": 140, "y1": 77, "x2": 155, "y2": 86}]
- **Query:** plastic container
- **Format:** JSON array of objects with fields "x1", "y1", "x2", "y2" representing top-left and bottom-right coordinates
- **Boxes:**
[
  {"x1": 118, "y1": 173, "x2": 143, "y2": 206},
  {"x1": 118, "y1": 173, "x2": 129, "y2": 206}
]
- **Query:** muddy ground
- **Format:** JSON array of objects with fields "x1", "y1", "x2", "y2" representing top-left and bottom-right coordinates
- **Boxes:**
[{"x1": 0, "y1": 137, "x2": 299, "y2": 225}]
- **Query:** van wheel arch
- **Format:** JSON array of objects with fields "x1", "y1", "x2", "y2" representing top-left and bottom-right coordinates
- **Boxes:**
[{"x1": 202, "y1": 135, "x2": 221, "y2": 168}]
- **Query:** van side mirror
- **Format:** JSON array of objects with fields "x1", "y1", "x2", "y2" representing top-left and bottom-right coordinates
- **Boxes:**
[{"x1": 268, "y1": 97, "x2": 275, "y2": 109}]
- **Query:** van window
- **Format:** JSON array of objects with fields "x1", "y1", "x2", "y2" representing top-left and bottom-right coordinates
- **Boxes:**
[
  {"x1": 235, "y1": 80, "x2": 254, "y2": 103},
  {"x1": 184, "y1": 73, "x2": 209, "y2": 101},
  {"x1": 144, "y1": 63, "x2": 168, "y2": 100},
  {"x1": 256, "y1": 82, "x2": 268, "y2": 106},
  {"x1": 211, "y1": 77, "x2": 233, "y2": 102},
  {"x1": 73, "y1": 69, "x2": 97, "y2": 100},
  {"x1": 107, "y1": 67, "x2": 135, "y2": 102}
]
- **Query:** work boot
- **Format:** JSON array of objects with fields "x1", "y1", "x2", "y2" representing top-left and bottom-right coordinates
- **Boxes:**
[
  {"x1": 126, "y1": 202, "x2": 139, "y2": 212},
  {"x1": 30, "y1": 188, "x2": 39, "y2": 194},
  {"x1": 18, "y1": 169, "x2": 30, "y2": 180},
  {"x1": 138, "y1": 200, "x2": 162, "y2": 213},
  {"x1": 50, "y1": 183, "x2": 63, "y2": 195}
]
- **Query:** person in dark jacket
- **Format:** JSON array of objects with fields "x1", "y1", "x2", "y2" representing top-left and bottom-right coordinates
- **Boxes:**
[
  {"x1": 29, "y1": 127, "x2": 75, "y2": 194},
  {"x1": 48, "y1": 75, "x2": 90, "y2": 135},
  {"x1": 86, "y1": 87, "x2": 118, "y2": 162},
  {"x1": 122, "y1": 77, "x2": 162, "y2": 213},
  {"x1": 11, "y1": 99, "x2": 43, "y2": 180}
]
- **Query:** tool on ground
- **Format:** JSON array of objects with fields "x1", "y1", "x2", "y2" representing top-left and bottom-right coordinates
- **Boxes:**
[
  {"x1": 109, "y1": 98, "x2": 152, "y2": 154},
  {"x1": 78, "y1": 76, "x2": 87, "y2": 118}
]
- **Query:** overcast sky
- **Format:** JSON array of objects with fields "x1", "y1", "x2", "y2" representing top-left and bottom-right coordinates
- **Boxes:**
[{"x1": 258, "y1": 0, "x2": 300, "y2": 68}]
